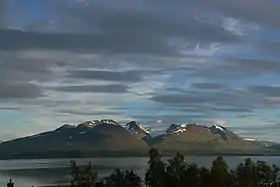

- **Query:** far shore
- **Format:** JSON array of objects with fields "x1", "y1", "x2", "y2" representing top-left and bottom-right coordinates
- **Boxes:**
[
  {"x1": 1, "y1": 152, "x2": 280, "y2": 160},
  {"x1": 39, "y1": 185, "x2": 70, "y2": 187}
]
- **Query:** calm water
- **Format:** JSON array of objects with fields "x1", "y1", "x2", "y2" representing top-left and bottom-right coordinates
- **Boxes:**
[{"x1": 0, "y1": 156, "x2": 280, "y2": 187}]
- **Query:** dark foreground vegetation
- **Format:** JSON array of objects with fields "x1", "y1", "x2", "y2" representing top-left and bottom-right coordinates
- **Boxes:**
[{"x1": 62, "y1": 149, "x2": 280, "y2": 187}]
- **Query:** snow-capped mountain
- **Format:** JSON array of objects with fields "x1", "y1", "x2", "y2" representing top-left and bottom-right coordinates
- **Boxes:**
[
  {"x1": 126, "y1": 121, "x2": 152, "y2": 143},
  {"x1": 166, "y1": 124, "x2": 189, "y2": 134},
  {"x1": 100, "y1": 119, "x2": 119, "y2": 125},
  {"x1": 0, "y1": 120, "x2": 276, "y2": 159},
  {"x1": 0, "y1": 119, "x2": 149, "y2": 159},
  {"x1": 126, "y1": 121, "x2": 151, "y2": 135},
  {"x1": 164, "y1": 123, "x2": 240, "y2": 141},
  {"x1": 209, "y1": 124, "x2": 240, "y2": 141},
  {"x1": 55, "y1": 119, "x2": 120, "y2": 133},
  {"x1": 151, "y1": 123, "x2": 270, "y2": 154}
]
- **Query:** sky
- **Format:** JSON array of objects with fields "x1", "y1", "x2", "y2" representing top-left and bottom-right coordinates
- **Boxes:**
[{"x1": 1, "y1": 0, "x2": 280, "y2": 141}]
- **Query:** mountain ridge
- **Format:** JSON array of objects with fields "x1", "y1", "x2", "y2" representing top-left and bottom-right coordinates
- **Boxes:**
[{"x1": 0, "y1": 119, "x2": 277, "y2": 159}]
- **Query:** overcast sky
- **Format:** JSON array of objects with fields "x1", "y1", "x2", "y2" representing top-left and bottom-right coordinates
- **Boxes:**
[{"x1": 1, "y1": 0, "x2": 280, "y2": 141}]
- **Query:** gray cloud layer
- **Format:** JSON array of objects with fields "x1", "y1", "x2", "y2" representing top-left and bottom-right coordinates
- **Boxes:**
[
  {"x1": 0, "y1": 29, "x2": 178, "y2": 56},
  {"x1": 248, "y1": 86, "x2": 280, "y2": 97},
  {"x1": 1, "y1": 0, "x2": 280, "y2": 141},
  {"x1": 192, "y1": 82, "x2": 226, "y2": 89},
  {"x1": 202, "y1": 0, "x2": 280, "y2": 28},
  {"x1": 0, "y1": 81, "x2": 42, "y2": 99},
  {"x1": 0, "y1": 0, "x2": 6, "y2": 28},
  {"x1": 50, "y1": 84, "x2": 129, "y2": 93},
  {"x1": 67, "y1": 69, "x2": 157, "y2": 82}
]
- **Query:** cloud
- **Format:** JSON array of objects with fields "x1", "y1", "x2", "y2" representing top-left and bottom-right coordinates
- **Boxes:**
[
  {"x1": 55, "y1": 109, "x2": 119, "y2": 116},
  {"x1": 202, "y1": 0, "x2": 280, "y2": 28},
  {"x1": 0, "y1": 106, "x2": 26, "y2": 111},
  {"x1": 192, "y1": 82, "x2": 226, "y2": 89},
  {"x1": 0, "y1": 0, "x2": 6, "y2": 28},
  {"x1": 0, "y1": 29, "x2": 178, "y2": 56},
  {"x1": 185, "y1": 57, "x2": 280, "y2": 81},
  {"x1": 67, "y1": 69, "x2": 156, "y2": 82},
  {"x1": 49, "y1": 84, "x2": 129, "y2": 93},
  {"x1": 150, "y1": 88, "x2": 274, "y2": 112},
  {"x1": 55, "y1": 0, "x2": 239, "y2": 44},
  {"x1": 0, "y1": 81, "x2": 42, "y2": 99},
  {"x1": 248, "y1": 86, "x2": 280, "y2": 97},
  {"x1": 1, "y1": 0, "x2": 280, "y2": 142}
]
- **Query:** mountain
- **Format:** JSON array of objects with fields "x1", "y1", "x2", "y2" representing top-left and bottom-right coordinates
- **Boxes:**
[
  {"x1": 152, "y1": 123, "x2": 273, "y2": 155},
  {"x1": 126, "y1": 121, "x2": 152, "y2": 144},
  {"x1": 0, "y1": 120, "x2": 149, "y2": 159},
  {"x1": 0, "y1": 121, "x2": 277, "y2": 159}
]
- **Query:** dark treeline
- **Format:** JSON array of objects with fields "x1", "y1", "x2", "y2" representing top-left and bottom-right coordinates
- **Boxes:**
[{"x1": 70, "y1": 148, "x2": 280, "y2": 187}]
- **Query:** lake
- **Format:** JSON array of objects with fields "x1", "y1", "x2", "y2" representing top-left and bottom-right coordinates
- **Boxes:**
[{"x1": 0, "y1": 156, "x2": 280, "y2": 187}]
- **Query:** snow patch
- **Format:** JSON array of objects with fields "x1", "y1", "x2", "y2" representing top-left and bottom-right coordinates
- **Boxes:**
[
  {"x1": 245, "y1": 138, "x2": 256, "y2": 142},
  {"x1": 213, "y1": 125, "x2": 225, "y2": 132}
]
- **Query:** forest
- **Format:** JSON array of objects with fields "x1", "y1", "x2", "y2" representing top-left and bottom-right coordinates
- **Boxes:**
[{"x1": 68, "y1": 148, "x2": 280, "y2": 187}]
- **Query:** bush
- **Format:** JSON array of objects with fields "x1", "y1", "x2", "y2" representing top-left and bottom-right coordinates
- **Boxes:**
[{"x1": 103, "y1": 169, "x2": 142, "y2": 187}]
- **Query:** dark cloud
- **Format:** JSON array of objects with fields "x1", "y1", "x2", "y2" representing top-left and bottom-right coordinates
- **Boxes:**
[
  {"x1": 56, "y1": 1, "x2": 239, "y2": 43},
  {"x1": 201, "y1": 0, "x2": 280, "y2": 28},
  {"x1": 0, "y1": 29, "x2": 177, "y2": 56},
  {"x1": 212, "y1": 107, "x2": 252, "y2": 113},
  {"x1": 0, "y1": 106, "x2": 25, "y2": 111},
  {"x1": 67, "y1": 69, "x2": 157, "y2": 82},
  {"x1": 151, "y1": 89, "x2": 273, "y2": 111},
  {"x1": 0, "y1": 0, "x2": 6, "y2": 28},
  {"x1": 169, "y1": 105, "x2": 252, "y2": 113},
  {"x1": 192, "y1": 82, "x2": 226, "y2": 89},
  {"x1": 248, "y1": 86, "x2": 280, "y2": 97},
  {"x1": 56, "y1": 109, "x2": 118, "y2": 116},
  {"x1": 186, "y1": 57, "x2": 280, "y2": 80},
  {"x1": 0, "y1": 82, "x2": 42, "y2": 99},
  {"x1": 264, "y1": 42, "x2": 280, "y2": 55},
  {"x1": 50, "y1": 84, "x2": 129, "y2": 93}
]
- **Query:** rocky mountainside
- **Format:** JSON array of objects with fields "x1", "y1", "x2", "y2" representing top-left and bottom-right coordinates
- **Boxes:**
[
  {"x1": 126, "y1": 121, "x2": 152, "y2": 144},
  {"x1": 0, "y1": 120, "x2": 276, "y2": 159},
  {"x1": 152, "y1": 123, "x2": 273, "y2": 155}
]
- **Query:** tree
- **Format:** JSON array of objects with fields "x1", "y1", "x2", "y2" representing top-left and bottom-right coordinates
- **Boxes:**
[
  {"x1": 145, "y1": 148, "x2": 166, "y2": 187},
  {"x1": 210, "y1": 156, "x2": 232, "y2": 187},
  {"x1": 165, "y1": 152, "x2": 187, "y2": 187},
  {"x1": 231, "y1": 158, "x2": 280, "y2": 187},
  {"x1": 198, "y1": 167, "x2": 211, "y2": 187},
  {"x1": 70, "y1": 160, "x2": 98, "y2": 187},
  {"x1": 103, "y1": 169, "x2": 142, "y2": 187}
]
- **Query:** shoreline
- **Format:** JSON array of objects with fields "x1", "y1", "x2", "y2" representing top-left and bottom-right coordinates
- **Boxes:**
[{"x1": 1, "y1": 152, "x2": 280, "y2": 160}]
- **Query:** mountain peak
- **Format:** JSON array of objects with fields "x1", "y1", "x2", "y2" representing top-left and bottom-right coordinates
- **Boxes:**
[
  {"x1": 55, "y1": 124, "x2": 75, "y2": 132},
  {"x1": 126, "y1": 121, "x2": 151, "y2": 135},
  {"x1": 76, "y1": 121, "x2": 100, "y2": 130},
  {"x1": 100, "y1": 119, "x2": 119, "y2": 125},
  {"x1": 166, "y1": 123, "x2": 196, "y2": 135},
  {"x1": 209, "y1": 124, "x2": 239, "y2": 141},
  {"x1": 212, "y1": 124, "x2": 227, "y2": 132}
]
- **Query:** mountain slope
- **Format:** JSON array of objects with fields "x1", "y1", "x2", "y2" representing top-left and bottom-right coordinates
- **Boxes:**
[
  {"x1": 0, "y1": 121, "x2": 277, "y2": 159},
  {"x1": 0, "y1": 120, "x2": 149, "y2": 158},
  {"x1": 152, "y1": 124, "x2": 272, "y2": 155}
]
